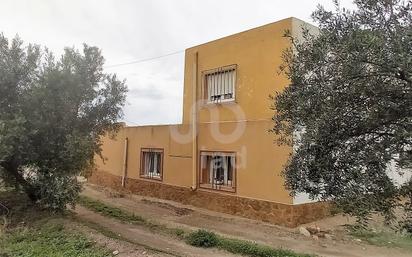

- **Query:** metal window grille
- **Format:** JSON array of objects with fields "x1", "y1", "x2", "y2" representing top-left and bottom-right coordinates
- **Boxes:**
[
  {"x1": 199, "y1": 152, "x2": 236, "y2": 192},
  {"x1": 140, "y1": 149, "x2": 163, "y2": 180},
  {"x1": 205, "y1": 66, "x2": 236, "y2": 103}
]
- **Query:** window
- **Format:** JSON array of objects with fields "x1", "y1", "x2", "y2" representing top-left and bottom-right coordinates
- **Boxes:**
[
  {"x1": 199, "y1": 151, "x2": 236, "y2": 192},
  {"x1": 140, "y1": 148, "x2": 163, "y2": 180},
  {"x1": 204, "y1": 65, "x2": 236, "y2": 103}
]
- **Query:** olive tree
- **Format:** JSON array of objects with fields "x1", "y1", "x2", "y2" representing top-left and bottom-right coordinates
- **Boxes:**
[
  {"x1": 272, "y1": 0, "x2": 411, "y2": 229},
  {"x1": 0, "y1": 34, "x2": 127, "y2": 210}
]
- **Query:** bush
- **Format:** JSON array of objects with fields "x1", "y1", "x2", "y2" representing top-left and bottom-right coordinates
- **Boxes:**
[
  {"x1": 186, "y1": 229, "x2": 313, "y2": 256},
  {"x1": 186, "y1": 230, "x2": 218, "y2": 248},
  {"x1": 217, "y1": 237, "x2": 312, "y2": 257},
  {"x1": 30, "y1": 174, "x2": 81, "y2": 211}
]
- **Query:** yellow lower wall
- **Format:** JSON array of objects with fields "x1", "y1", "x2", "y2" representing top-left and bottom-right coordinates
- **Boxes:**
[{"x1": 94, "y1": 120, "x2": 293, "y2": 204}]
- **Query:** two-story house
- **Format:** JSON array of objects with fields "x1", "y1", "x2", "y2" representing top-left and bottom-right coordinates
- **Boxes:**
[{"x1": 89, "y1": 17, "x2": 329, "y2": 227}]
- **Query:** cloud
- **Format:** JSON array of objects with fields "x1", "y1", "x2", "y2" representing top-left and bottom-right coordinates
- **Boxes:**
[
  {"x1": 0, "y1": 0, "x2": 355, "y2": 125},
  {"x1": 128, "y1": 85, "x2": 164, "y2": 100}
]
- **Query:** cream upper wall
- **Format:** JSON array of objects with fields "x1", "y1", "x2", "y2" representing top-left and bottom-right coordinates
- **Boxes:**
[
  {"x1": 198, "y1": 120, "x2": 292, "y2": 203},
  {"x1": 95, "y1": 124, "x2": 194, "y2": 188},
  {"x1": 95, "y1": 121, "x2": 293, "y2": 204},
  {"x1": 182, "y1": 17, "x2": 296, "y2": 124},
  {"x1": 95, "y1": 129, "x2": 126, "y2": 176}
]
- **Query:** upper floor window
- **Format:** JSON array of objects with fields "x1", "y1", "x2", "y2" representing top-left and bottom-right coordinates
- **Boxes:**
[
  {"x1": 140, "y1": 148, "x2": 163, "y2": 180},
  {"x1": 203, "y1": 65, "x2": 236, "y2": 103}
]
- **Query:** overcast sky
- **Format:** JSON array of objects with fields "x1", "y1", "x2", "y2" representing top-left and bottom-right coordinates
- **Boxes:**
[{"x1": 1, "y1": 0, "x2": 354, "y2": 125}]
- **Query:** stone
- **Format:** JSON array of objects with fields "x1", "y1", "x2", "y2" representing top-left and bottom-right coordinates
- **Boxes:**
[
  {"x1": 324, "y1": 233, "x2": 333, "y2": 240},
  {"x1": 312, "y1": 235, "x2": 319, "y2": 240},
  {"x1": 306, "y1": 226, "x2": 319, "y2": 234},
  {"x1": 299, "y1": 226, "x2": 311, "y2": 237},
  {"x1": 90, "y1": 170, "x2": 331, "y2": 228},
  {"x1": 112, "y1": 250, "x2": 119, "y2": 255}
]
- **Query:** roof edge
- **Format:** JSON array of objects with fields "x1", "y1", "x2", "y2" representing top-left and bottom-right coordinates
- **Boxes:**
[{"x1": 185, "y1": 17, "x2": 315, "y2": 51}]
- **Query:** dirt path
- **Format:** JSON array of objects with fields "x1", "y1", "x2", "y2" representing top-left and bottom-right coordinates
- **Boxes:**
[
  {"x1": 69, "y1": 220, "x2": 169, "y2": 257},
  {"x1": 74, "y1": 205, "x2": 238, "y2": 257},
  {"x1": 82, "y1": 184, "x2": 412, "y2": 257}
]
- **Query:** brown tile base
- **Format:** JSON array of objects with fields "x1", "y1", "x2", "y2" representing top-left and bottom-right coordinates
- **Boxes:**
[{"x1": 88, "y1": 170, "x2": 329, "y2": 227}]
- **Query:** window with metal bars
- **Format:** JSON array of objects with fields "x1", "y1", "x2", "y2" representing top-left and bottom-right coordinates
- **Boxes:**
[
  {"x1": 199, "y1": 151, "x2": 236, "y2": 192},
  {"x1": 204, "y1": 65, "x2": 236, "y2": 103},
  {"x1": 140, "y1": 148, "x2": 163, "y2": 180}
]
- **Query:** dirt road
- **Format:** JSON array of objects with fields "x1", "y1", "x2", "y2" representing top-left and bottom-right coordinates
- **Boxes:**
[
  {"x1": 75, "y1": 205, "x2": 238, "y2": 257},
  {"x1": 80, "y1": 184, "x2": 412, "y2": 257}
]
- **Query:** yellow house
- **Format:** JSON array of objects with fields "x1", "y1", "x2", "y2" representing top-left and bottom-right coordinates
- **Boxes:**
[{"x1": 90, "y1": 17, "x2": 329, "y2": 227}]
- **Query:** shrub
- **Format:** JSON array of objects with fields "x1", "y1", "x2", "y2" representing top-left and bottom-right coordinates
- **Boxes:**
[
  {"x1": 186, "y1": 229, "x2": 314, "y2": 256},
  {"x1": 217, "y1": 237, "x2": 312, "y2": 257},
  {"x1": 31, "y1": 174, "x2": 81, "y2": 211},
  {"x1": 186, "y1": 230, "x2": 218, "y2": 248}
]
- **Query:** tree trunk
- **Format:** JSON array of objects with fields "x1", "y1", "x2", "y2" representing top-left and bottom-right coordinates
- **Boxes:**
[{"x1": 0, "y1": 159, "x2": 38, "y2": 202}]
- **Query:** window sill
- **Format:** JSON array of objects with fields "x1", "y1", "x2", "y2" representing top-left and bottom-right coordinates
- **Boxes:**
[
  {"x1": 199, "y1": 183, "x2": 236, "y2": 193},
  {"x1": 202, "y1": 100, "x2": 237, "y2": 108},
  {"x1": 139, "y1": 175, "x2": 163, "y2": 182}
]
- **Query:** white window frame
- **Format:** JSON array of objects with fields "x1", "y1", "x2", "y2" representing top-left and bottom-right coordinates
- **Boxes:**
[{"x1": 203, "y1": 64, "x2": 237, "y2": 104}]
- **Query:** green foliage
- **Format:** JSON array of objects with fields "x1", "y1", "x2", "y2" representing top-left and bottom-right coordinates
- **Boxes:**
[
  {"x1": 78, "y1": 196, "x2": 145, "y2": 224},
  {"x1": 349, "y1": 227, "x2": 412, "y2": 250},
  {"x1": 186, "y1": 230, "x2": 218, "y2": 248},
  {"x1": 0, "y1": 192, "x2": 109, "y2": 257},
  {"x1": 31, "y1": 174, "x2": 81, "y2": 210},
  {"x1": 271, "y1": 0, "x2": 412, "y2": 226},
  {"x1": 400, "y1": 178, "x2": 412, "y2": 233},
  {"x1": 186, "y1": 229, "x2": 314, "y2": 257},
  {"x1": 78, "y1": 196, "x2": 187, "y2": 238},
  {"x1": 217, "y1": 237, "x2": 314, "y2": 257},
  {"x1": 79, "y1": 196, "x2": 313, "y2": 257},
  {"x1": 0, "y1": 34, "x2": 127, "y2": 210},
  {"x1": 0, "y1": 224, "x2": 110, "y2": 257}
]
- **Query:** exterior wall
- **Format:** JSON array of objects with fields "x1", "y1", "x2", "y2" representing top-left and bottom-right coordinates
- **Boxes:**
[
  {"x1": 182, "y1": 18, "x2": 294, "y2": 124},
  {"x1": 386, "y1": 158, "x2": 412, "y2": 187},
  {"x1": 95, "y1": 124, "x2": 194, "y2": 189},
  {"x1": 92, "y1": 17, "x2": 330, "y2": 226},
  {"x1": 95, "y1": 120, "x2": 293, "y2": 204},
  {"x1": 198, "y1": 120, "x2": 292, "y2": 203},
  {"x1": 89, "y1": 170, "x2": 330, "y2": 227},
  {"x1": 96, "y1": 129, "x2": 126, "y2": 177}
]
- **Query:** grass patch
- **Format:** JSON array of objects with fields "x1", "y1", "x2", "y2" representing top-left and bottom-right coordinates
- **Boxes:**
[
  {"x1": 0, "y1": 222, "x2": 111, "y2": 257},
  {"x1": 78, "y1": 196, "x2": 186, "y2": 239},
  {"x1": 186, "y1": 230, "x2": 315, "y2": 257},
  {"x1": 72, "y1": 216, "x2": 182, "y2": 257},
  {"x1": 0, "y1": 191, "x2": 53, "y2": 228},
  {"x1": 217, "y1": 237, "x2": 314, "y2": 257},
  {"x1": 79, "y1": 196, "x2": 315, "y2": 257},
  {"x1": 0, "y1": 191, "x2": 115, "y2": 257},
  {"x1": 349, "y1": 228, "x2": 412, "y2": 250},
  {"x1": 78, "y1": 196, "x2": 146, "y2": 224}
]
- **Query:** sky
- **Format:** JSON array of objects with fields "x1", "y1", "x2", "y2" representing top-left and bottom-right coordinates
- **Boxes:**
[{"x1": 0, "y1": 0, "x2": 354, "y2": 125}]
